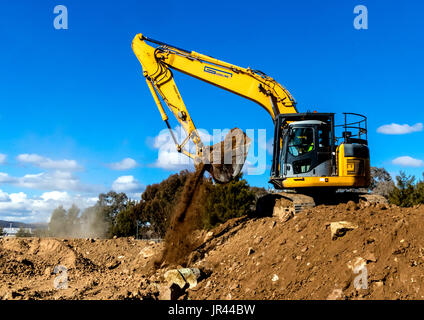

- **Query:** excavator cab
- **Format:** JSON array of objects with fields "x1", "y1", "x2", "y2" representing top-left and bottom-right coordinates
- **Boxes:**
[{"x1": 270, "y1": 112, "x2": 370, "y2": 191}]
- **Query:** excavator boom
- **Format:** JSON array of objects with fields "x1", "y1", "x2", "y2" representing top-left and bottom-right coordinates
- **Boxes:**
[{"x1": 132, "y1": 33, "x2": 297, "y2": 182}]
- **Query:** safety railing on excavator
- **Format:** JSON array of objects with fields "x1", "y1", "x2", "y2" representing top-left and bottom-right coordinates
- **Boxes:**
[{"x1": 336, "y1": 112, "x2": 368, "y2": 145}]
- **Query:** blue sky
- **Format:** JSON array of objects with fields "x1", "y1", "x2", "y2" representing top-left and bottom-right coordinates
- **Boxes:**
[{"x1": 0, "y1": 0, "x2": 423, "y2": 222}]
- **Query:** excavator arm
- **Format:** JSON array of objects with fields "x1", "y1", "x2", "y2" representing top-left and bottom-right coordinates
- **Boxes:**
[{"x1": 132, "y1": 33, "x2": 298, "y2": 182}]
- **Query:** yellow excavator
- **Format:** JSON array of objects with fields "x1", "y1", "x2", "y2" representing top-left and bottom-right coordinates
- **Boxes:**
[{"x1": 132, "y1": 33, "x2": 373, "y2": 211}]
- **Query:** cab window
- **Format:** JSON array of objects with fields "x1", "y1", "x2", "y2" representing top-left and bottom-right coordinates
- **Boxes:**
[
  {"x1": 288, "y1": 127, "x2": 314, "y2": 157},
  {"x1": 318, "y1": 127, "x2": 330, "y2": 150}
]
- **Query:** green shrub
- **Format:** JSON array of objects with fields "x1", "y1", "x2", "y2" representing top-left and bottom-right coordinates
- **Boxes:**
[
  {"x1": 202, "y1": 174, "x2": 255, "y2": 229},
  {"x1": 389, "y1": 171, "x2": 424, "y2": 207}
]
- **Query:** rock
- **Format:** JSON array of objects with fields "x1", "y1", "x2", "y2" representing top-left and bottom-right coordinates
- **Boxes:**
[
  {"x1": 162, "y1": 268, "x2": 201, "y2": 299},
  {"x1": 164, "y1": 270, "x2": 186, "y2": 289},
  {"x1": 230, "y1": 283, "x2": 239, "y2": 290},
  {"x1": 253, "y1": 236, "x2": 263, "y2": 245},
  {"x1": 164, "y1": 268, "x2": 201, "y2": 290},
  {"x1": 44, "y1": 267, "x2": 52, "y2": 276},
  {"x1": 178, "y1": 268, "x2": 201, "y2": 289},
  {"x1": 346, "y1": 201, "x2": 359, "y2": 211},
  {"x1": 138, "y1": 282, "x2": 160, "y2": 300},
  {"x1": 347, "y1": 257, "x2": 367, "y2": 272},
  {"x1": 376, "y1": 203, "x2": 388, "y2": 210},
  {"x1": 271, "y1": 274, "x2": 279, "y2": 282},
  {"x1": 361, "y1": 201, "x2": 371, "y2": 208},
  {"x1": 17, "y1": 258, "x2": 33, "y2": 266},
  {"x1": 106, "y1": 260, "x2": 121, "y2": 270},
  {"x1": 204, "y1": 231, "x2": 214, "y2": 242},
  {"x1": 247, "y1": 247, "x2": 255, "y2": 256},
  {"x1": 364, "y1": 252, "x2": 377, "y2": 263},
  {"x1": 139, "y1": 247, "x2": 155, "y2": 258},
  {"x1": 295, "y1": 222, "x2": 307, "y2": 233},
  {"x1": 330, "y1": 221, "x2": 358, "y2": 240},
  {"x1": 187, "y1": 251, "x2": 200, "y2": 265},
  {"x1": 273, "y1": 201, "x2": 294, "y2": 222},
  {"x1": 3, "y1": 290, "x2": 22, "y2": 300},
  {"x1": 274, "y1": 209, "x2": 294, "y2": 222},
  {"x1": 327, "y1": 288, "x2": 345, "y2": 300}
]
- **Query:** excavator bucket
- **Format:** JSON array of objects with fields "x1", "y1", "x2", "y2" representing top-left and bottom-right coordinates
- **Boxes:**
[{"x1": 201, "y1": 128, "x2": 251, "y2": 183}]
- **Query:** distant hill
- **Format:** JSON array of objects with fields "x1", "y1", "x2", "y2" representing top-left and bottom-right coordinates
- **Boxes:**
[{"x1": 0, "y1": 220, "x2": 48, "y2": 229}]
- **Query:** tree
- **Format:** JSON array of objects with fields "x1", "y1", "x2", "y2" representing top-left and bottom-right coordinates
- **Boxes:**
[
  {"x1": 415, "y1": 175, "x2": 424, "y2": 204},
  {"x1": 202, "y1": 174, "x2": 255, "y2": 229},
  {"x1": 76, "y1": 191, "x2": 130, "y2": 238},
  {"x1": 133, "y1": 171, "x2": 258, "y2": 235},
  {"x1": 66, "y1": 204, "x2": 80, "y2": 236},
  {"x1": 15, "y1": 228, "x2": 31, "y2": 237},
  {"x1": 389, "y1": 171, "x2": 416, "y2": 207},
  {"x1": 370, "y1": 167, "x2": 395, "y2": 198},
  {"x1": 33, "y1": 228, "x2": 49, "y2": 237},
  {"x1": 112, "y1": 200, "x2": 140, "y2": 237},
  {"x1": 98, "y1": 191, "x2": 128, "y2": 227},
  {"x1": 47, "y1": 205, "x2": 82, "y2": 237},
  {"x1": 79, "y1": 205, "x2": 111, "y2": 238},
  {"x1": 141, "y1": 170, "x2": 191, "y2": 237},
  {"x1": 49, "y1": 206, "x2": 67, "y2": 237},
  {"x1": 0, "y1": 227, "x2": 4, "y2": 237}
]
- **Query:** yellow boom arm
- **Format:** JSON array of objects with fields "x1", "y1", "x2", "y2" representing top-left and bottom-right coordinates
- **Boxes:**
[{"x1": 132, "y1": 33, "x2": 297, "y2": 161}]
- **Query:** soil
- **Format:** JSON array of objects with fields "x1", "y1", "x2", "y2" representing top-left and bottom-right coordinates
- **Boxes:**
[
  {"x1": 159, "y1": 164, "x2": 206, "y2": 267},
  {"x1": 1, "y1": 202, "x2": 424, "y2": 300},
  {"x1": 0, "y1": 237, "x2": 163, "y2": 300}
]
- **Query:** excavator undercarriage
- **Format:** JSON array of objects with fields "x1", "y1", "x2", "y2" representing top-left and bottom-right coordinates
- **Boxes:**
[{"x1": 256, "y1": 190, "x2": 388, "y2": 219}]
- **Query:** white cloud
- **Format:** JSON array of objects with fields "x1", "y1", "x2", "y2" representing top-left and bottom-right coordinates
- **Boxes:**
[
  {"x1": 392, "y1": 156, "x2": 424, "y2": 167},
  {"x1": 152, "y1": 126, "x2": 212, "y2": 170},
  {"x1": 107, "y1": 158, "x2": 138, "y2": 170},
  {"x1": 112, "y1": 175, "x2": 144, "y2": 194},
  {"x1": 377, "y1": 123, "x2": 423, "y2": 135},
  {"x1": 0, "y1": 189, "x2": 98, "y2": 223},
  {"x1": 0, "y1": 154, "x2": 7, "y2": 164},
  {"x1": 40, "y1": 191, "x2": 70, "y2": 201},
  {"x1": 16, "y1": 153, "x2": 81, "y2": 170},
  {"x1": 0, "y1": 190, "x2": 10, "y2": 202},
  {"x1": 0, "y1": 170, "x2": 99, "y2": 193}
]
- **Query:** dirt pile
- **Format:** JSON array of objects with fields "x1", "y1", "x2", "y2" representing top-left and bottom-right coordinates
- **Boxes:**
[
  {"x1": 2, "y1": 202, "x2": 424, "y2": 300},
  {"x1": 0, "y1": 237, "x2": 163, "y2": 300},
  {"x1": 184, "y1": 202, "x2": 424, "y2": 299}
]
